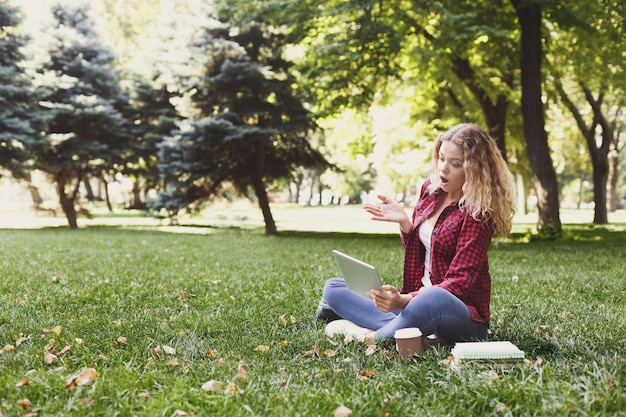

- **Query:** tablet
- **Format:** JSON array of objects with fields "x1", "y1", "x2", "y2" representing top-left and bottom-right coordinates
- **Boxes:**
[{"x1": 332, "y1": 250, "x2": 383, "y2": 299}]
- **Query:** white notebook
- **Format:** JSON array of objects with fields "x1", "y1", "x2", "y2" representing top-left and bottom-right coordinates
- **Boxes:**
[{"x1": 451, "y1": 341, "x2": 525, "y2": 361}]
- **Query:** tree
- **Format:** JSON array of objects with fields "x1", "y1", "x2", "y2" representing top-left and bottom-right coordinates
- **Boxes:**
[
  {"x1": 153, "y1": 21, "x2": 329, "y2": 235},
  {"x1": 510, "y1": 0, "x2": 562, "y2": 235},
  {"x1": 24, "y1": 1, "x2": 133, "y2": 228},
  {"x1": 218, "y1": 0, "x2": 557, "y2": 226},
  {"x1": 217, "y1": 0, "x2": 519, "y2": 159},
  {"x1": 0, "y1": 1, "x2": 40, "y2": 179},
  {"x1": 547, "y1": 0, "x2": 625, "y2": 223}
]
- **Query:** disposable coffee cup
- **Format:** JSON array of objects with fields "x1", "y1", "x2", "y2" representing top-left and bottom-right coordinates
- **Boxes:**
[{"x1": 394, "y1": 327, "x2": 423, "y2": 360}]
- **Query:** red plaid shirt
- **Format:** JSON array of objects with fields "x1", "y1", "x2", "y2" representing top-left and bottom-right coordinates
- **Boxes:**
[{"x1": 400, "y1": 180, "x2": 494, "y2": 325}]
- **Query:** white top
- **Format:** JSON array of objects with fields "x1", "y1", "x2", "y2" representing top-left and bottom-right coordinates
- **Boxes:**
[{"x1": 418, "y1": 220, "x2": 433, "y2": 287}]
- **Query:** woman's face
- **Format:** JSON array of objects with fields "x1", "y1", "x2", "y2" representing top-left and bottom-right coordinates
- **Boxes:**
[{"x1": 437, "y1": 140, "x2": 465, "y2": 199}]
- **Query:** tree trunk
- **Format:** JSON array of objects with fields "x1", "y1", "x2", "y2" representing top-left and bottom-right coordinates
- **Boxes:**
[
  {"x1": 511, "y1": 0, "x2": 561, "y2": 234},
  {"x1": 451, "y1": 57, "x2": 510, "y2": 160},
  {"x1": 252, "y1": 176, "x2": 277, "y2": 236},
  {"x1": 590, "y1": 141, "x2": 609, "y2": 224},
  {"x1": 607, "y1": 142, "x2": 619, "y2": 212},
  {"x1": 57, "y1": 180, "x2": 78, "y2": 229},
  {"x1": 252, "y1": 139, "x2": 277, "y2": 235},
  {"x1": 100, "y1": 174, "x2": 114, "y2": 212},
  {"x1": 516, "y1": 172, "x2": 527, "y2": 216},
  {"x1": 83, "y1": 177, "x2": 95, "y2": 201}
]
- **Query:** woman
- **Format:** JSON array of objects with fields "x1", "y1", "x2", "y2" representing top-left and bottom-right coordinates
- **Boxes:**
[{"x1": 317, "y1": 123, "x2": 516, "y2": 344}]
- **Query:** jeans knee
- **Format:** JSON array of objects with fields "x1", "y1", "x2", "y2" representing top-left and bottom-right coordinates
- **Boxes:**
[{"x1": 322, "y1": 278, "x2": 345, "y2": 300}]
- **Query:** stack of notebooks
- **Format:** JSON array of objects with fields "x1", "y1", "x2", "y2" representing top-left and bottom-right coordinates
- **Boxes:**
[{"x1": 451, "y1": 341, "x2": 525, "y2": 364}]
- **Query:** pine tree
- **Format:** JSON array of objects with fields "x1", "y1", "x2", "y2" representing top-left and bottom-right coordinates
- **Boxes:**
[
  {"x1": 0, "y1": 1, "x2": 40, "y2": 179},
  {"x1": 25, "y1": 1, "x2": 133, "y2": 228},
  {"x1": 154, "y1": 21, "x2": 329, "y2": 235}
]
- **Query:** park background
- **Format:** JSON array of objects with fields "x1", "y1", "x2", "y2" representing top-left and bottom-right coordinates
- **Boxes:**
[
  {"x1": 0, "y1": 0, "x2": 624, "y2": 235},
  {"x1": 1, "y1": 1, "x2": 625, "y2": 416}
]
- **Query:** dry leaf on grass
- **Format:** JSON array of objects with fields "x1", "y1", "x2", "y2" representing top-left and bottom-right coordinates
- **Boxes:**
[
  {"x1": 66, "y1": 368, "x2": 97, "y2": 391},
  {"x1": 16, "y1": 378, "x2": 29, "y2": 387},
  {"x1": 44, "y1": 350, "x2": 58, "y2": 365},
  {"x1": 237, "y1": 361, "x2": 247, "y2": 381},
  {"x1": 18, "y1": 398, "x2": 31, "y2": 411},
  {"x1": 170, "y1": 410, "x2": 195, "y2": 417},
  {"x1": 254, "y1": 345, "x2": 270, "y2": 353},
  {"x1": 334, "y1": 405, "x2": 352, "y2": 417},
  {"x1": 201, "y1": 380, "x2": 223, "y2": 392},
  {"x1": 224, "y1": 381, "x2": 243, "y2": 395},
  {"x1": 163, "y1": 345, "x2": 176, "y2": 355},
  {"x1": 59, "y1": 344, "x2": 71, "y2": 355}
]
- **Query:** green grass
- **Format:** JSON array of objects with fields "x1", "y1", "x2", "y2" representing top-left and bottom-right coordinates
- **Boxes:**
[{"x1": 0, "y1": 220, "x2": 625, "y2": 416}]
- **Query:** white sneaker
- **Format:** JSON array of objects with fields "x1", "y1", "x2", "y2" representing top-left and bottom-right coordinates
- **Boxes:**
[{"x1": 325, "y1": 319, "x2": 372, "y2": 342}]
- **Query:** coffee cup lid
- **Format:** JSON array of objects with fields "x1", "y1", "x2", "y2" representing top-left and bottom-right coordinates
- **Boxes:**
[{"x1": 394, "y1": 327, "x2": 422, "y2": 339}]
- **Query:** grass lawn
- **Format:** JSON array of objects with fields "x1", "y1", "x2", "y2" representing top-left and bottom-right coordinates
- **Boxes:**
[{"x1": 0, "y1": 207, "x2": 625, "y2": 416}]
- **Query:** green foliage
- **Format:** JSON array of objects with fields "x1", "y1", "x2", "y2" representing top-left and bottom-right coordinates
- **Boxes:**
[
  {"x1": 21, "y1": 2, "x2": 135, "y2": 226},
  {"x1": 0, "y1": 222, "x2": 624, "y2": 416},
  {"x1": 0, "y1": 0, "x2": 40, "y2": 178},
  {"x1": 152, "y1": 20, "x2": 329, "y2": 233}
]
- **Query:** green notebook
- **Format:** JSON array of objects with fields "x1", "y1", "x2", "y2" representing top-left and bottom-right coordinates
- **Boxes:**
[{"x1": 451, "y1": 341, "x2": 525, "y2": 361}]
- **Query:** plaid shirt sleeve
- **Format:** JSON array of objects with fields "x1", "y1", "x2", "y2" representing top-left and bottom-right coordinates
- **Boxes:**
[{"x1": 433, "y1": 211, "x2": 494, "y2": 324}]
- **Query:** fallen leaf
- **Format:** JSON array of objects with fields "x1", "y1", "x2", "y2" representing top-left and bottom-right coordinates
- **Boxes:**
[
  {"x1": 206, "y1": 349, "x2": 218, "y2": 358},
  {"x1": 16, "y1": 378, "x2": 29, "y2": 387},
  {"x1": 334, "y1": 405, "x2": 352, "y2": 417},
  {"x1": 116, "y1": 336, "x2": 128, "y2": 346},
  {"x1": 3, "y1": 344, "x2": 15, "y2": 353},
  {"x1": 15, "y1": 335, "x2": 31, "y2": 346},
  {"x1": 163, "y1": 345, "x2": 176, "y2": 355},
  {"x1": 166, "y1": 358, "x2": 179, "y2": 366},
  {"x1": 138, "y1": 391, "x2": 150, "y2": 398},
  {"x1": 324, "y1": 349, "x2": 335, "y2": 357},
  {"x1": 59, "y1": 344, "x2": 71, "y2": 356},
  {"x1": 18, "y1": 398, "x2": 31, "y2": 411},
  {"x1": 75, "y1": 338, "x2": 84, "y2": 345},
  {"x1": 44, "y1": 350, "x2": 58, "y2": 365},
  {"x1": 365, "y1": 345, "x2": 377, "y2": 356},
  {"x1": 170, "y1": 410, "x2": 195, "y2": 417},
  {"x1": 237, "y1": 361, "x2": 247, "y2": 381},
  {"x1": 358, "y1": 370, "x2": 376, "y2": 381},
  {"x1": 53, "y1": 326, "x2": 63, "y2": 337},
  {"x1": 201, "y1": 380, "x2": 223, "y2": 392},
  {"x1": 326, "y1": 338, "x2": 339, "y2": 346},
  {"x1": 224, "y1": 382, "x2": 242, "y2": 395},
  {"x1": 66, "y1": 368, "x2": 97, "y2": 391},
  {"x1": 254, "y1": 345, "x2": 270, "y2": 353}
]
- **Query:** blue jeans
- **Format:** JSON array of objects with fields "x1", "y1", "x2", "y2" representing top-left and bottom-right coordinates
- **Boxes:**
[{"x1": 321, "y1": 278, "x2": 488, "y2": 343}]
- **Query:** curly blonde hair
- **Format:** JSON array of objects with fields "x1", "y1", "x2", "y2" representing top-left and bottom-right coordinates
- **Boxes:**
[{"x1": 427, "y1": 123, "x2": 516, "y2": 235}]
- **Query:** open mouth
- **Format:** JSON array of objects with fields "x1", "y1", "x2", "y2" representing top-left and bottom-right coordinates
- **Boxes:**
[{"x1": 440, "y1": 176, "x2": 449, "y2": 184}]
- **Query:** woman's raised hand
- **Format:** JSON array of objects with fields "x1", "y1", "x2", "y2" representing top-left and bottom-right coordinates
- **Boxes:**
[{"x1": 363, "y1": 195, "x2": 411, "y2": 231}]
